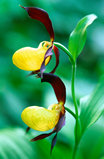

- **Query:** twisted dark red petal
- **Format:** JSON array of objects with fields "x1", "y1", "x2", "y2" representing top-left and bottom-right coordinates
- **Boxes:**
[
  {"x1": 30, "y1": 114, "x2": 66, "y2": 153},
  {"x1": 26, "y1": 70, "x2": 40, "y2": 77},
  {"x1": 50, "y1": 45, "x2": 60, "y2": 74},
  {"x1": 40, "y1": 46, "x2": 53, "y2": 78},
  {"x1": 50, "y1": 114, "x2": 65, "y2": 153},
  {"x1": 30, "y1": 131, "x2": 54, "y2": 142},
  {"x1": 55, "y1": 114, "x2": 66, "y2": 133},
  {"x1": 39, "y1": 73, "x2": 66, "y2": 104},
  {"x1": 26, "y1": 127, "x2": 30, "y2": 133},
  {"x1": 40, "y1": 45, "x2": 60, "y2": 78},
  {"x1": 20, "y1": 5, "x2": 54, "y2": 41},
  {"x1": 50, "y1": 133, "x2": 57, "y2": 154}
]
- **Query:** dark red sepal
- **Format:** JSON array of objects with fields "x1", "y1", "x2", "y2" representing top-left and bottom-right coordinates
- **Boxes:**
[
  {"x1": 20, "y1": 5, "x2": 54, "y2": 41},
  {"x1": 50, "y1": 45, "x2": 60, "y2": 74},
  {"x1": 38, "y1": 73, "x2": 66, "y2": 104}
]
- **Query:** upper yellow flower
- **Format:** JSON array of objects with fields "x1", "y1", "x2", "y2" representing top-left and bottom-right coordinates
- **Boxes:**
[
  {"x1": 12, "y1": 41, "x2": 51, "y2": 71},
  {"x1": 12, "y1": 6, "x2": 59, "y2": 76}
]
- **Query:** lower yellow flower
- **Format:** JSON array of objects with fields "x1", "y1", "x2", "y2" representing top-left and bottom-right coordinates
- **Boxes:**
[
  {"x1": 12, "y1": 41, "x2": 52, "y2": 71},
  {"x1": 20, "y1": 73, "x2": 66, "y2": 153},
  {"x1": 21, "y1": 103, "x2": 63, "y2": 131}
]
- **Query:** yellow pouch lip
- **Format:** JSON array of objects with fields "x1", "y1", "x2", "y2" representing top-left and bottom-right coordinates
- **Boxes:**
[
  {"x1": 21, "y1": 106, "x2": 60, "y2": 131},
  {"x1": 12, "y1": 41, "x2": 52, "y2": 71}
]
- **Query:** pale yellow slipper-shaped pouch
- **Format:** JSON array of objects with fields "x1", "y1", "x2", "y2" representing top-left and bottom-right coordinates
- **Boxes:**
[
  {"x1": 12, "y1": 41, "x2": 51, "y2": 71},
  {"x1": 21, "y1": 106, "x2": 60, "y2": 131}
]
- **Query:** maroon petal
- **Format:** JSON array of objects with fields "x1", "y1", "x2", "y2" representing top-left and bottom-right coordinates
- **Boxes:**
[
  {"x1": 30, "y1": 131, "x2": 54, "y2": 142},
  {"x1": 20, "y1": 5, "x2": 54, "y2": 41},
  {"x1": 50, "y1": 114, "x2": 66, "y2": 153},
  {"x1": 30, "y1": 114, "x2": 66, "y2": 153},
  {"x1": 51, "y1": 133, "x2": 57, "y2": 154},
  {"x1": 30, "y1": 115, "x2": 66, "y2": 142},
  {"x1": 26, "y1": 127, "x2": 31, "y2": 133},
  {"x1": 40, "y1": 46, "x2": 53, "y2": 78},
  {"x1": 26, "y1": 70, "x2": 40, "y2": 77},
  {"x1": 38, "y1": 73, "x2": 66, "y2": 104},
  {"x1": 50, "y1": 45, "x2": 60, "y2": 74},
  {"x1": 55, "y1": 114, "x2": 66, "y2": 133}
]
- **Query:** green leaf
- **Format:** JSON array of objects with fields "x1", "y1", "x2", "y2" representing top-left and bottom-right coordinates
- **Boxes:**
[
  {"x1": 0, "y1": 128, "x2": 38, "y2": 159},
  {"x1": 68, "y1": 14, "x2": 97, "y2": 61},
  {"x1": 79, "y1": 76, "x2": 104, "y2": 135},
  {"x1": 0, "y1": 127, "x2": 72, "y2": 159}
]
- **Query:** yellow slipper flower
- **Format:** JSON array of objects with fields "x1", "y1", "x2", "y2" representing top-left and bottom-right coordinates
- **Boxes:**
[
  {"x1": 21, "y1": 103, "x2": 63, "y2": 131},
  {"x1": 12, "y1": 5, "x2": 60, "y2": 77},
  {"x1": 21, "y1": 73, "x2": 66, "y2": 153},
  {"x1": 13, "y1": 5, "x2": 66, "y2": 153},
  {"x1": 12, "y1": 41, "x2": 51, "y2": 71}
]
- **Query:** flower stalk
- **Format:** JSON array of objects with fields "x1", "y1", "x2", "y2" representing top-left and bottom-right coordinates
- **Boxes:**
[
  {"x1": 55, "y1": 43, "x2": 79, "y2": 159},
  {"x1": 65, "y1": 107, "x2": 76, "y2": 119},
  {"x1": 54, "y1": 42, "x2": 74, "y2": 65},
  {"x1": 71, "y1": 63, "x2": 79, "y2": 159}
]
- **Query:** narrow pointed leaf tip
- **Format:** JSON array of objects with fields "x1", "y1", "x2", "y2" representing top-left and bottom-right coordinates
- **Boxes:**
[
  {"x1": 20, "y1": 5, "x2": 54, "y2": 41},
  {"x1": 68, "y1": 14, "x2": 97, "y2": 61}
]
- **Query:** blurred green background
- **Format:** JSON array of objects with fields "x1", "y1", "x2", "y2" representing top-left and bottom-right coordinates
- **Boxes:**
[{"x1": 0, "y1": 0, "x2": 104, "y2": 158}]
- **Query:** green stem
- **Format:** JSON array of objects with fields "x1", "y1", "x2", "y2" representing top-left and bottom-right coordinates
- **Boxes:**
[
  {"x1": 53, "y1": 42, "x2": 74, "y2": 65},
  {"x1": 71, "y1": 64, "x2": 78, "y2": 119},
  {"x1": 53, "y1": 42, "x2": 79, "y2": 158},
  {"x1": 65, "y1": 107, "x2": 76, "y2": 119},
  {"x1": 71, "y1": 63, "x2": 79, "y2": 159},
  {"x1": 72, "y1": 144, "x2": 78, "y2": 159}
]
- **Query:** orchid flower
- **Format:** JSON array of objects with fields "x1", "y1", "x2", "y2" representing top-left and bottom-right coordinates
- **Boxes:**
[
  {"x1": 12, "y1": 6, "x2": 59, "y2": 77},
  {"x1": 12, "y1": 5, "x2": 66, "y2": 153},
  {"x1": 21, "y1": 73, "x2": 66, "y2": 153}
]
